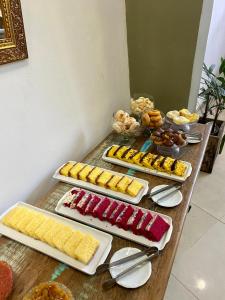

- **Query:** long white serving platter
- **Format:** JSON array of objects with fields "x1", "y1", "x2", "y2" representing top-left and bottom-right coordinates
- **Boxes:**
[
  {"x1": 53, "y1": 161, "x2": 149, "y2": 204},
  {"x1": 0, "y1": 202, "x2": 112, "y2": 275},
  {"x1": 55, "y1": 188, "x2": 173, "y2": 250},
  {"x1": 102, "y1": 146, "x2": 192, "y2": 182}
]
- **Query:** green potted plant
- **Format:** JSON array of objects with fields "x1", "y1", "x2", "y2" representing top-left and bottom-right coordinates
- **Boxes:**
[{"x1": 198, "y1": 58, "x2": 225, "y2": 172}]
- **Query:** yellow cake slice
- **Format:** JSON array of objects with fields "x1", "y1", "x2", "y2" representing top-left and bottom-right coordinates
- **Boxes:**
[
  {"x1": 160, "y1": 157, "x2": 174, "y2": 173},
  {"x1": 114, "y1": 146, "x2": 129, "y2": 159},
  {"x1": 96, "y1": 171, "x2": 113, "y2": 187},
  {"x1": 78, "y1": 165, "x2": 93, "y2": 181},
  {"x1": 87, "y1": 167, "x2": 103, "y2": 184},
  {"x1": 152, "y1": 155, "x2": 164, "y2": 170},
  {"x1": 69, "y1": 163, "x2": 86, "y2": 179},
  {"x1": 106, "y1": 145, "x2": 119, "y2": 157},
  {"x1": 59, "y1": 162, "x2": 74, "y2": 176},
  {"x1": 141, "y1": 153, "x2": 155, "y2": 168},
  {"x1": 107, "y1": 175, "x2": 122, "y2": 191},
  {"x1": 52, "y1": 225, "x2": 74, "y2": 251},
  {"x1": 132, "y1": 152, "x2": 145, "y2": 166},
  {"x1": 123, "y1": 149, "x2": 138, "y2": 162},
  {"x1": 116, "y1": 176, "x2": 133, "y2": 194},
  {"x1": 126, "y1": 180, "x2": 143, "y2": 197},
  {"x1": 174, "y1": 161, "x2": 187, "y2": 177},
  {"x1": 74, "y1": 234, "x2": 99, "y2": 264},
  {"x1": 63, "y1": 230, "x2": 85, "y2": 257}
]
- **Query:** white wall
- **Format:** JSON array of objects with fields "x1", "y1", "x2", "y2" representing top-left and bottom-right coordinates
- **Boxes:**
[
  {"x1": 204, "y1": 0, "x2": 225, "y2": 71},
  {"x1": 0, "y1": 0, "x2": 130, "y2": 212},
  {"x1": 188, "y1": 0, "x2": 214, "y2": 111}
]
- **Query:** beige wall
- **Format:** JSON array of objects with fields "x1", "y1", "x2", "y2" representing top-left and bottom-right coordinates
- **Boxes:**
[
  {"x1": 204, "y1": 0, "x2": 225, "y2": 71},
  {"x1": 0, "y1": 0, "x2": 130, "y2": 212},
  {"x1": 125, "y1": 0, "x2": 203, "y2": 112}
]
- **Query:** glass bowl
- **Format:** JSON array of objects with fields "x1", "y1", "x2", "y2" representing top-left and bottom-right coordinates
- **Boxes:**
[
  {"x1": 23, "y1": 281, "x2": 74, "y2": 300},
  {"x1": 156, "y1": 140, "x2": 187, "y2": 158},
  {"x1": 112, "y1": 111, "x2": 142, "y2": 142},
  {"x1": 165, "y1": 116, "x2": 198, "y2": 133}
]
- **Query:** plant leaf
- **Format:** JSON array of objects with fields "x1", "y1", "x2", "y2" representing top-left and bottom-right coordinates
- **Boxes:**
[
  {"x1": 218, "y1": 76, "x2": 225, "y2": 85},
  {"x1": 209, "y1": 64, "x2": 216, "y2": 73},
  {"x1": 219, "y1": 57, "x2": 225, "y2": 75}
]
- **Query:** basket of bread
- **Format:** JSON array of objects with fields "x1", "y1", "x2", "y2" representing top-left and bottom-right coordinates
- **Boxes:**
[
  {"x1": 112, "y1": 110, "x2": 141, "y2": 140},
  {"x1": 130, "y1": 96, "x2": 154, "y2": 117}
]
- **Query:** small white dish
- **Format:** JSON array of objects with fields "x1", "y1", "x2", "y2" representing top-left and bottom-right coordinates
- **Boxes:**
[
  {"x1": 109, "y1": 247, "x2": 151, "y2": 289},
  {"x1": 151, "y1": 184, "x2": 183, "y2": 207}
]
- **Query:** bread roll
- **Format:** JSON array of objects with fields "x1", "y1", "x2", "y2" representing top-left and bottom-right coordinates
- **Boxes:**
[
  {"x1": 173, "y1": 116, "x2": 189, "y2": 125},
  {"x1": 166, "y1": 110, "x2": 180, "y2": 119},
  {"x1": 142, "y1": 113, "x2": 150, "y2": 126},
  {"x1": 148, "y1": 109, "x2": 160, "y2": 117}
]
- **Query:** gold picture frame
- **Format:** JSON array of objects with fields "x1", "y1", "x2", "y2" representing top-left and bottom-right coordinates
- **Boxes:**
[{"x1": 0, "y1": 0, "x2": 28, "y2": 65}]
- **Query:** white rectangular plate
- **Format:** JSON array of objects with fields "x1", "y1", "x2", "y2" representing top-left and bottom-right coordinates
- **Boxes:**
[
  {"x1": 102, "y1": 146, "x2": 192, "y2": 182},
  {"x1": 53, "y1": 161, "x2": 149, "y2": 204},
  {"x1": 55, "y1": 189, "x2": 173, "y2": 250},
  {"x1": 0, "y1": 202, "x2": 113, "y2": 275}
]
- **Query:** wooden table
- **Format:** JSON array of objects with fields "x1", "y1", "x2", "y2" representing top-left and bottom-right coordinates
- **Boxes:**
[{"x1": 0, "y1": 123, "x2": 211, "y2": 300}]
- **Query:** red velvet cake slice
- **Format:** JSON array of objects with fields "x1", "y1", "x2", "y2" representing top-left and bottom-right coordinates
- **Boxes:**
[
  {"x1": 71, "y1": 188, "x2": 80, "y2": 195},
  {"x1": 70, "y1": 190, "x2": 86, "y2": 209},
  {"x1": 84, "y1": 195, "x2": 101, "y2": 215},
  {"x1": 144, "y1": 215, "x2": 170, "y2": 241},
  {"x1": 63, "y1": 188, "x2": 81, "y2": 207},
  {"x1": 134, "y1": 211, "x2": 153, "y2": 235},
  {"x1": 102, "y1": 201, "x2": 118, "y2": 220},
  {"x1": 92, "y1": 197, "x2": 111, "y2": 220},
  {"x1": 76, "y1": 194, "x2": 92, "y2": 214},
  {"x1": 127, "y1": 209, "x2": 144, "y2": 232},
  {"x1": 116, "y1": 205, "x2": 134, "y2": 230},
  {"x1": 109, "y1": 203, "x2": 126, "y2": 225}
]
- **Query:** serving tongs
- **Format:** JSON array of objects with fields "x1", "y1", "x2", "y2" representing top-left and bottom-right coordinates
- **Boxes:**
[
  {"x1": 149, "y1": 183, "x2": 181, "y2": 198},
  {"x1": 96, "y1": 246, "x2": 158, "y2": 275},
  {"x1": 102, "y1": 247, "x2": 160, "y2": 289}
]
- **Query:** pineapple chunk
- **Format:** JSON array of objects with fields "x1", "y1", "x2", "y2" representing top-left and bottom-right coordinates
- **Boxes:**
[
  {"x1": 63, "y1": 230, "x2": 85, "y2": 257},
  {"x1": 52, "y1": 225, "x2": 74, "y2": 251},
  {"x1": 43, "y1": 223, "x2": 63, "y2": 247},
  {"x1": 74, "y1": 234, "x2": 99, "y2": 264},
  {"x1": 24, "y1": 213, "x2": 46, "y2": 236},
  {"x1": 2, "y1": 207, "x2": 25, "y2": 228}
]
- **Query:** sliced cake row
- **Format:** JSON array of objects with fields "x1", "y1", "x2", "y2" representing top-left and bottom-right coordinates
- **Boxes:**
[
  {"x1": 2, "y1": 206, "x2": 99, "y2": 264},
  {"x1": 63, "y1": 188, "x2": 170, "y2": 242},
  {"x1": 106, "y1": 145, "x2": 187, "y2": 177},
  {"x1": 59, "y1": 161, "x2": 144, "y2": 197}
]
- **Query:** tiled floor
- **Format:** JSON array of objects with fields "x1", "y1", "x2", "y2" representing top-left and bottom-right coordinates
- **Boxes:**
[{"x1": 164, "y1": 147, "x2": 225, "y2": 300}]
